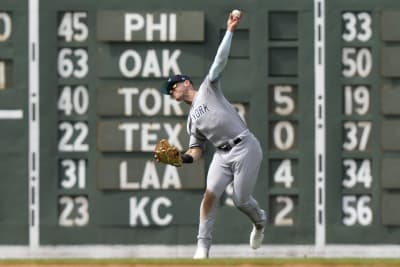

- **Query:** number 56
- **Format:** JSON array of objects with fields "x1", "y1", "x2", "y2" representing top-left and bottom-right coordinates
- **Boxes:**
[{"x1": 342, "y1": 195, "x2": 372, "y2": 226}]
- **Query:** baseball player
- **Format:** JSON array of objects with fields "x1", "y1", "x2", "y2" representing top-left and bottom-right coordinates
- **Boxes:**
[{"x1": 158, "y1": 10, "x2": 266, "y2": 259}]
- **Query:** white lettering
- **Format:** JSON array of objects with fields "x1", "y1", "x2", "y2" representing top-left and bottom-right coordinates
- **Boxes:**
[
  {"x1": 142, "y1": 161, "x2": 160, "y2": 189},
  {"x1": 118, "y1": 87, "x2": 139, "y2": 116},
  {"x1": 0, "y1": 13, "x2": 11, "y2": 41},
  {"x1": 151, "y1": 197, "x2": 173, "y2": 226},
  {"x1": 141, "y1": 123, "x2": 161, "y2": 150},
  {"x1": 118, "y1": 122, "x2": 182, "y2": 151},
  {"x1": 120, "y1": 161, "x2": 182, "y2": 190},
  {"x1": 124, "y1": 13, "x2": 145, "y2": 41},
  {"x1": 146, "y1": 13, "x2": 167, "y2": 41},
  {"x1": 119, "y1": 50, "x2": 141, "y2": 77},
  {"x1": 164, "y1": 123, "x2": 182, "y2": 149},
  {"x1": 119, "y1": 49, "x2": 181, "y2": 78},
  {"x1": 139, "y1": 88, "x2": 162, "y2": 116},
  {"x1": 162, "y1": 49, "x2": 181, "y2": 76},
  {"x1": 0, "y1": 61, "x2": 5, "y2": 89},
  {"x1": 163, "y1": 165, "x2": 182, "y2": 189},
  {"x1": 119, "y1": 161, "x2": 140, "y2": 189},
  {"x1": 119, "y1": 87, "x2": 183, "y2": 116},
  {"x1": 124, "y1": 13, "x2": 177, "y2": 42},
  {"x1": 169, "y1": 14, "x2": 176, "y2": 41},
  {"x1": 118, "y1": 123, "x2": 140, "y2": 151},
  {"x1": 163, "y1": 95, "x2": 184, "y2": 116},
  {"x1": 142, "y1": 49, "x2": 161, "y2": 77},
  {"x1": 130, "y1": 197, "x2": 150, "y2": 226},
  {"x1": 129, "y1": 196, "x2": 173, "y2": 226}
]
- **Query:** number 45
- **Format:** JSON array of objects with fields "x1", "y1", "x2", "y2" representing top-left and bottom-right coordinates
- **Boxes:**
[{"x1": 58, "y1": 12, "x2": 88, "y2": 42}]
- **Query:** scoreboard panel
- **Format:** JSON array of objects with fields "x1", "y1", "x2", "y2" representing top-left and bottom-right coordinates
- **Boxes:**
[
  {"x1": 0, "y1": 0, "x2": 28, "y2": 244},
  {"x1": 325, "y1": 0, "x2": 400, "y2": 244},
  {"x1": 2, "y1": 0, "x2": 400, "y2": 257},
  {"x1": 37, "y1": 0, "x2": 315, "y2": 245}
]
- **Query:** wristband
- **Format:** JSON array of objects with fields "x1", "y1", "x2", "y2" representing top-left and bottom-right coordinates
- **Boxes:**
[{"x1": 181, "y1": 153, "x2": 194, "y2": 164}]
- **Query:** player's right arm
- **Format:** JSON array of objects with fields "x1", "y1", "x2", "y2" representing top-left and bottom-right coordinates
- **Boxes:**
[{"x1": 208, "y1": 12, "x2": 242, "y2": 82}]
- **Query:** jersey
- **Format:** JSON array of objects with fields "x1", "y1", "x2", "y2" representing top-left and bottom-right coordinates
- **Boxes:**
[
  {"x1": 187, "y1": 74, "x2": 247, "y2": 149},
  {"x1": 187, "y1": 30, "x2": 248, "y2": 149}
]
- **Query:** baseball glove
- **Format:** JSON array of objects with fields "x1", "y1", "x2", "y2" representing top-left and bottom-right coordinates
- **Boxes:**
[{"x1": 154, "y1": 139, "x2": 182, "y2": 167}]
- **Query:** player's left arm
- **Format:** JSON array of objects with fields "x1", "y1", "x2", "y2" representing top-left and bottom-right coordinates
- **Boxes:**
[{"x1": 208, "y1": 11, "x2": 243, "y2": 82}]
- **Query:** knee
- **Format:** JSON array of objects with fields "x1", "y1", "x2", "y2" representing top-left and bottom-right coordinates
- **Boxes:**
[{"x1": 232, "y1": 195, "x2": 250, "y2": 210}]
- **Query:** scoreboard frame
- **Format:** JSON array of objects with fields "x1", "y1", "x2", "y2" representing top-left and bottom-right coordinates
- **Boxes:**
[{"x1": 1, "y1": 0, "x2": 400, "y2": 258}]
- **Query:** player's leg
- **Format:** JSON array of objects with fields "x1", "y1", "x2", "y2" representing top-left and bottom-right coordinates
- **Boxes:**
[
  {"x1": 194, "y1": 152, "x2": 233, "y2": 258},
  {"x1": 230, "y1": 134, "x2": 267, "y2": 248}
]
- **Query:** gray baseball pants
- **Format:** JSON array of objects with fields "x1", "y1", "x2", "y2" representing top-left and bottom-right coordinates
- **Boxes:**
[{"x1": 197, "y1": 131, "x2": 265, "y2": 249}]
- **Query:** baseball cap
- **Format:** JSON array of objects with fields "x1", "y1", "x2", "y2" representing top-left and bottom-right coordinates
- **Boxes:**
[{"x1": 160, "y1": 74, "x2": 191, "y2": 95}]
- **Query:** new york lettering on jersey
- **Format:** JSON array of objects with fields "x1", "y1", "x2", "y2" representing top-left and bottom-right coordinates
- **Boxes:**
[{"x1": 190, "y1": 104, "x2": 210, "y2": 121}]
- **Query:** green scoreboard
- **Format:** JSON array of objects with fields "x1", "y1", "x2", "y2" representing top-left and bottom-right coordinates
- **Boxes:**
[
  {"x1": 0, "y1": 0, "x2": 28, "y2": 245},
  {"x1": 1, "y1": 0, "x2": 400, "y2": 257},
  {"x1": 325, "y1": 0, "x2": 400, "y2": 244}
]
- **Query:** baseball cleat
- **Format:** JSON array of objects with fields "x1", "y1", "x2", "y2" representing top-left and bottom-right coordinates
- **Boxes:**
[
  {"x1": 250, "y1": 210, "x2": 266, "y2": 249},
  {"x1": 193, "y1": 246, "x2": 209, "y2": 259},
  {"x1": 249, "y1": 224, "x2": 265, "y2": 249}
]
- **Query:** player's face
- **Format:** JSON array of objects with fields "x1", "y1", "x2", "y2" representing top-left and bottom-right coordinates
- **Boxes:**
[{"x1": 170, "y1": 82, "x2": 185, "y2": 101}]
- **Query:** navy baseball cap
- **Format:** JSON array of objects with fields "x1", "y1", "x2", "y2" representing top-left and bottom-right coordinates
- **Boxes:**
[{"x1": 160, "y1": 74, "x2": 191, "y2": 95}]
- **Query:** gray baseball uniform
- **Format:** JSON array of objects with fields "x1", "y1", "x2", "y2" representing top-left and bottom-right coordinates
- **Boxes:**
[{"x1": 187, "y1": 30, "x2": 266, "y2": 250}]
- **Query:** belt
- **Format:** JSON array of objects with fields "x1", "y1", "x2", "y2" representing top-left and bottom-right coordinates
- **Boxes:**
[{"x1": 217, "y1": 137, "x2": 242, "y2": 151}]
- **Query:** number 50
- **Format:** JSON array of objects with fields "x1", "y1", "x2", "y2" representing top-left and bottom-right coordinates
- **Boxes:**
[{"x1": 342, "y1": 48, "x2": 372, "y2": 78}]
